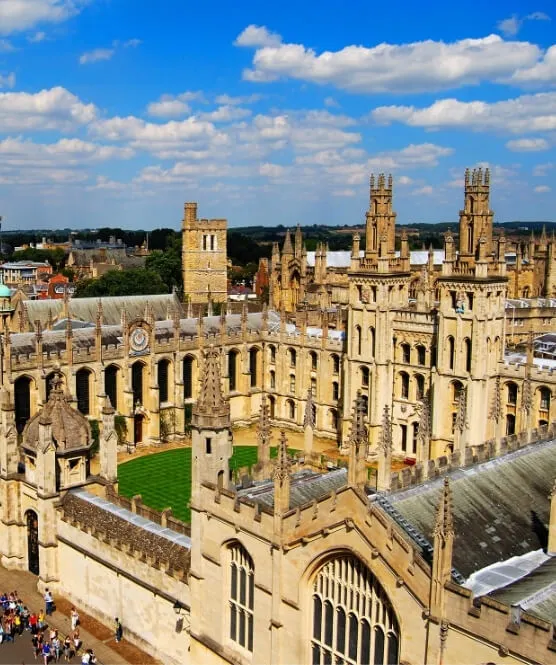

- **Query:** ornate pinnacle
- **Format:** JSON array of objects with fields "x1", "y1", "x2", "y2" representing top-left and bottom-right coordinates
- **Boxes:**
[
  {"x1": 304, "y1": 388, "x2": 315, "y2": 429},
  {"x1": 416, "y1": 391, "x2": 431, "y2": 446},
  {"x1": 96, "y1": 299, "x2": 103, "y2": 328},
  {"x1": 455, "y1": 386, "x2": 468, "y2": 433},
  {"x1": 550, "y1": 478, "x2": 556, "y2": 500},
  {"x1": 272, "y1": 430, "x2": 291, "y2": 484},
  {"x1": 257, "y1": 394, "x2": 271, "y2": 447},
  {"x1": 349, "y1": 392, "x2": 367, "y2": 448},
  {"x1": 378, "y1": 405, "x2": 392, "y2": 452},
  {"x1": 489, "y1": 377, "x2": 502, "y2": 423},
  {"x1": 192, "y1": 346, "x2": 230, "y2": 422},
  {"x1": 434, "y1": 477, "x2": 454, "y2": 538}
]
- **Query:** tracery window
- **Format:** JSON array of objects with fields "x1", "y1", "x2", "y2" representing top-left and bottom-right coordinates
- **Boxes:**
[
  {"x1": 311, "y1": 555, "x2": 399, "y2": 665},
  {"x1": 229, "y1": 544, "x2": 254, "y2": 652}
]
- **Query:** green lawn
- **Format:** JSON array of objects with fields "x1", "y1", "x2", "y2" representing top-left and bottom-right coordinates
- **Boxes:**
[{"x1": 117, "y1": 445, "x2": 290, "y2": 523}]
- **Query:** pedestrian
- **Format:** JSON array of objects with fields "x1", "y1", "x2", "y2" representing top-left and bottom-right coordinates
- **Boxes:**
[
  {"x1": 63, "y1": 635, "x2": 71, "y2": 662},
  {"x1": 115, "y1": 616, "x2": 123, "y2": 643},
  {"x1": 42, "y1": 639, "x2": 51, "y2": 665},
  {"x1": 29, "y1": 612, "x2": 38, "y2": 635},
  {"x1": 44, "y1": 588, "x2": 54, "y2": 616},
  {"x1": 72, "y1": 628, "x2": 81, "y2": 652},
  {"x1": 37, "y1": 610, "x2": 45, "y2": 631},
  {"x1": 70, "y1": 608, "x2": 79, "y2": 631},
  {"x1": 81, "y1": 648, "x2": 93, "y2": 664},
  {"x1": 52, "y1": 634, "x2": 62, "y2": 662}
]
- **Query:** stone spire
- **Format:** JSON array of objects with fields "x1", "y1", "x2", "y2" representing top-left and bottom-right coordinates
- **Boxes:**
[
  {"x1": 430, "y1": 478, "x2": 455, "y2": 618},
  {"x1": 282, "y1": 229, "x2": 293, "y2": 256},
  {"x1": 192, "y1": 346, "x2": 230, "y2": 429},
  {"x1": 273, "y1": 430, "x2": 291, "y2": 515},
  {"x1": 303, "y1": 388, "x2": 315, "y2": 456},
  {"x1": 376, "y1": 405, "x2": 392, "y2": 492},
  {"x1": 348, "y1": 393, "x2": 368, "y2": 489},
  {"x1": 257, "y1": 394, "x2": 272, "y2": 477}
]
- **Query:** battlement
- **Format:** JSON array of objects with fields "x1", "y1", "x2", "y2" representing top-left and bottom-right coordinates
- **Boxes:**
[
  {"x1": 464, "y1": 167, "x2": 490, "y2": 189},
  {"x1": 370, "y1": 173, "x2": 393, "y2": 193}
]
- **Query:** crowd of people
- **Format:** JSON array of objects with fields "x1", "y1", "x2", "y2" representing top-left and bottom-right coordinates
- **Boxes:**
[{"x1": 0, "y1": 589, "x2": 100, "y2": 664}]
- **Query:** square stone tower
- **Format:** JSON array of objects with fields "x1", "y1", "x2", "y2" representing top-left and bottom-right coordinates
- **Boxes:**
[{"x1": 182, "y1": 202, "x2": 228, "y2": 304}]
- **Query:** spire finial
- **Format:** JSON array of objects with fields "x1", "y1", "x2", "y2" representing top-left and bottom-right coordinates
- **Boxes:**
[
  {"x1": 303, "y1": 388, "x2": 315, "y2": 429},
  {"x1": 273, "y1": 430, "x2": 292, "y2": 484},
  {"x1": 434, "y1": 477, "x2": 454, "y2": 538},
  {"x1": 192, "y1": 345, "x2": 230, "y2": 424}
]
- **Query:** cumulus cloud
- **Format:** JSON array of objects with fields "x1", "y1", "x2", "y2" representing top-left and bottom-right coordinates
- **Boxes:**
[
  {"x1": 534, "y1": 185, "x2": 551, "y2": 193},
  {"x1": 411, "y1": 185, "x2": 434, "y2": 195},
  {"x1": 146, "y1": 91, "x2": 207, "y2": 117},
  {"x1": 510, "y1": 44, "x2": 556, "y2": 83},
  {"x1": 214, "y1": 93, "x2": 262, "y2": 105},
  {"x1": 0, "y1": 73, "x2": 16, "y2": 89},
  {"x1": 79, "y1": 47, "x2": 114, "y2": 64},
  {"x1": 371, "y1": 93, "x2": 556, "y2": 134},
  {"x1": 0, "y1": 137, "x2": 133, "y2": 165},
  {"x1": 0, "y1": 86, "x2": 96, "y2": 131},
  {"x1": 533, "y1": 163, "x2": 553, "y2": 176},
  {"x1": 234, "y1": 25, "x2": 281, "y2": 48},
  {"x1": 86, "y1": 175, "x2": 126, "y2": 191},
  {"x1": 28, "y1": 31, "x2": 46, "y2": 42},
  {"x1": 198, "y1": 106, "x2": 252, "y2": 123},
  {"x1": 237, "y1": 28, "x2": 547, "y2": 93},
  {"x1": 496, "y1": 12, "x2": 551, "y2": 37},
  {"x1": 259, "y1": 162, "x2": 286, "y2": 178},
  {"x1": 506, "y1": 138, "x2": 550, "y2": 151},
  {"x1": 0, "y1": 0, "x2": 89, "y2": 35}
]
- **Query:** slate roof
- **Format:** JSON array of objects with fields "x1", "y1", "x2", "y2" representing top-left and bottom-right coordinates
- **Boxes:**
[
  {"x1": 237, "y1": 467, "x2": 348, "y2": 509},
  {"x1": 386, "y1": 438, "x2": 556, "y2": 579},
  {"x1": 21, "y1": 293, "x2": 184, "y2": 330}
]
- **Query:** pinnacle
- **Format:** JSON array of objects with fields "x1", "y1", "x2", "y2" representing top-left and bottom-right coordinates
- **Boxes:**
[
  {"x1": 192, "y1": 346, "x2": 230, "y2": 422},
  {"x1": 435, "y1": 477, "x2": 454, "y2": 536}
]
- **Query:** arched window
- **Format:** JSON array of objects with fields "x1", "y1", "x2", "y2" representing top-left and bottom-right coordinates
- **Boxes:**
[
  {"x1": 464, "y1": 338, "x2": 472, "y2": 373},
  {"x1": 401, "y1": 343, "x2": 410, "y2": 364},
  {"x1": 415, "y1": 374, "x2": 425, "y2": 401},
  {"x1": 310, "y1": 351, "x2": 318, "y2": 371},
  {"x1": 184, "y1": 355, "x2": 194, "y2": 399},
  {"x1": 400, "y1": 424, "x2": 407, "y2": 452},
  {"x1": 369, "y1": 327, "x2": 376, "y2": 357},
  {"x1": 399, "y1": 372, "x2": 409, "y2": 400},
  {"x1": 158, "y1": 359, "x2": 170, "y2": 404},
  {"x1": 289, "y1": 348, "x2": 297, "y2": 368},
  {"x1": 104, "y1": 365, "x2": 119, "y2": 411},
  {"x1": 332, "y1": 381, "x2": 339, "y2": 402},
  {"x1": 76, "y1": 368, "x2": 92, "y2": 415},
  {"x1": 329, "y1": 408, "x2": 338, "y2": 430},
  {"x1": 268, "y1": 345, "x2": 276, "y2": 364},
  {"x1": 311, "y1": 377, "x2": 317, "y2": 396},
  {"x1": 539, "y1": 387, "x2": 551, "y2": 412},
  {"x1": 45, "y1": 371, "x2": 57, "y2": 402},
  {"x1": 447, "y1": 336, "x2": 455, "y2": 370},
  {"x1": 228, "y1": 350, "x2": 239, "y2": 392},
  {"x1": 361, "y1": 393, "x2": 369, "y2": 416},
  {"x1": 412, "y1": 422, "x2": 419, "y2": 455},
  {"x1": 331, "y1": 354, "x2": 340, "y2": 375},
  {"x1": 268, "y1": 395, "x2": 276, "y2": 419},
  {"x1": 286, "y1": 399, "x2": 295, "y2": 420},
  {"x1": 269, "y1": 370, "x2": 276, "y2": 390},
  {"x1": 360, "y1": 366, "x2": 369, "y2": 388},
  {"x1": 452, "y1": 380, "x2": 463, "y2": 405},
  {"x1": 229, "y1": 543, "x2": 254, "y2": 652},
  {"x1": 311, "y1": 555, "x2": 400, "y2": 665},
  {"x1": 249, "y1": 347, "x2": 259, "y2": 388},
  {"x1": 355, "y1": 326, "x2": 362, "y2": 356},
  {"x1": 15, "y1": 376, "x2": 32, "y2": 434},
  {"x1": 506, "y1": 382, "x2": 518, "y2": 406},
  {"x1": 416, "y1": 345, "x2": 426, "y2": 366},
  {"x1": 131, "y1": 362, "x2": 144, "y2": 406},
  {"x1": 506, "y1": 413, "x2": 516, "y2": 435},
  {"x1": 289, "y1": 374, "x2": 296, "y2": 394}
]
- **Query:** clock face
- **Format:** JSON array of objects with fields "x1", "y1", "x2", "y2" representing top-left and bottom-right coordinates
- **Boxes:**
[{"x1": 130, "y1": 327, "x2": 149, "y2": 353}]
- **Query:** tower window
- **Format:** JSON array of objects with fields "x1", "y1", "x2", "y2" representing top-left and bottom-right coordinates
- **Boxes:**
[
  {"x1": 229, "y1": 544, "x2": 254, "y2": 652},
  {"x1": 400, "y1": 424, "x2": 407, "y2": 452},
  {"x1": 206, "y1": 438, "x2": 212, "y2": 454},
  {"x1": 401, "y1": 343, "x2": 410, "y2": 364}
]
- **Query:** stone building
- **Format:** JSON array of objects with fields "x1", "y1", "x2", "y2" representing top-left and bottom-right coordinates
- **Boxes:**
[
  {"x1": 268, "y1": 171, "x2": 556, "y2": 311},
  {"x1": 0, "y1": 179, "x2": 554, "y2": 663},
  {"x1": 182, "y1": 202, "x2": 228, "y2": 304}
]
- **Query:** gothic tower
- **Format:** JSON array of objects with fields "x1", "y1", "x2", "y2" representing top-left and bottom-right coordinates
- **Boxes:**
[
  {"x1": 182, "y1": 202, "x2": 228, "y2": 305},
  {"x1": 365, "y1": 174, "x2": 396, "y2": 258},
  {"x1": 190, "y1": 345, "x2": 232, "y2": 500},
  {"x1": 458, "y1": 168, "x2": 493, "y2": 261}
]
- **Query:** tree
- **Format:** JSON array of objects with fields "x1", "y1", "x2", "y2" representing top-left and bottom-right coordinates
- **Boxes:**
[
  {"x1": 74, "y1": 268, "x2": 167, "y2": 297},
  {"x1": 145, "y1": 241, "x2": 182, "y2": 293},
  {"x1": 11, "y1": 247, "x2": 66, "y2": 269}
]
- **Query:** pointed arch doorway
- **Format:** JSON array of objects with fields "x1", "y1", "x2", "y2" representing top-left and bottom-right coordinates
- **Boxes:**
[
  {"x1": 26, "y1": 510, "x2": 39, "y2": 575},
  {"x1": 134, "y1": 413, "x2": 144, "y2": 445}
]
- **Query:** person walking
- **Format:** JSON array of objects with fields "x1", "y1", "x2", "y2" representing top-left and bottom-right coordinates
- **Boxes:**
[
  {"x1": 44, "y1": 588, "x2": 54, "y2": 616},
  {"x1": 42, "y1": 640, "x2": 51, "y2": 665},
  {"x1": 70, "y1": 608, "x2": 79, "y2": 632},
  {"x1": 114, "y1": 617, "x2": 123, "y2": 643},
  {"x1": 63, "y1": 635, "x2": 72, "y2": 662}
]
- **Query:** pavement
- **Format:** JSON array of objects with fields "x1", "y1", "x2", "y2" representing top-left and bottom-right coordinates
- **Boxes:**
[{"x1": 0, "y1": 565, "x2": 158, "y2": 665}]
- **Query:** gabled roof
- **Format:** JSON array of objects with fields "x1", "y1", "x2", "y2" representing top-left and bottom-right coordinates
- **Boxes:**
[{"x1": 386, "y1": 438, "x2": 556, "y2": 579}]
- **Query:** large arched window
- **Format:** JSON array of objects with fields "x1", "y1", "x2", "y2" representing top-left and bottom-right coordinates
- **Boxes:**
[
  {"x1": 229, "y1": 543, "x2": 254, "y2": 652},
  {"x1": 331, "y1": 354, "x2": 340, "y2": 375},
  {"x1": 399, "y1": 372, "x2": 409, "y2": 400},
  {"x1": 249, "y1": 347, "x2": 259, "y2": 388},
  {"x1": 311, "y1": 555, "x2": 400, "y2": 665},
  {"x1": 310, "y1": 351, "x2": 318, "y2": 371},
  {"x1": 539, "y1": 387, "x2": 551, "y2": 413},
  {"x1": 184, "y1": 355, "x2": 194, "y2": 399},
  {"x1": 131, "y1": 362, "x2": 144, "y2": 406},
  {"x1": 286, "y1": 399, "x2": 296, "y2": 420},
  {"x1": 506, "y1": 382, "x2": 518, "y2": 406},
  {"x1": 158, "y1": 359, "x2": 170, "y2": 404},
  {"x1": 15, "y1": 376, "x2": 32, "y2": 434},
  {"x1": 76, "y1": 368, "x2": 92, "y2": 415},
  {"x1": 104, "y1": 364, "x2": 119, "y2": 411}
]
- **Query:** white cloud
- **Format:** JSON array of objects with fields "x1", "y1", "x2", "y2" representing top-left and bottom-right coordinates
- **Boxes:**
[
  {"x1": 533, "y1": 163, "x2": 553, "y2": 176},
  {"x1": 397, "y1": 175, "x2": 413, "y2": 185},
  {"x1": 147, "y1": 98, "x2": 190, "y2": 118},
  {"x1": 214, "y1": 93, "x2": 262, "y2": 105},
  {"x1": 259, "y1": 163, "x2": 285, "y2": 178},
  {"x1": 0, "y1": 136, "x2": 133, "y2": 165},
  {"x1": 332, "y1": 188, "x2": 356, "y2": 197},
  {"x1": 510, "y1": 44, "x2": 556, "y2": 83},
  {"x1": 0, "y1": 73, "x2": 16, "y2": 89},
  {"x1": 411, "y1": 185, "x2": 434, "y2": 195},
  {"x1": 198, "y1": 106, "x2": 251, "y2": 123},
  {"x1": 371, "y1": 93, "x2": 556, "y2": 134},
  {"x1": 0, "y1": 0, "x2": 88, "y2": 35},
  {"x1": 79, "y1": 47, "x2": 114, "y2": 64},
  {"x1": 86, "y1": 175, "x2": 126, "y2": 191},
  {"x1": 0, "y1": 39, "x2": 16, "y2": 52},
  {"x1": 497, "y1": 16, "x2": 521, "y2": 37},
  {"x1": 238, "y1": 29, "x2": 544, "y2": 93},
  {"x1": 506, "y1": 138, "x2": 550, "y2": 151},
  {"x1": 28, "y1": 31, "x2": 46, "y2": 42},
  {"x1": 324, "y1": 97, "x2": 339, "y2": 108},
  {"x1": 234, "y1": 25, "x2": 281, "y2": 48},
  {"x1": 527, "y1": 12, "x2": 550, "y2": 21},
  {"x1": 534, "y1": 185, "x2": 551, "y2": 193},
  {"x1": 0, "y1": 86, "x2": 96, "y2": 131},
  {"x1": 124, "y1": 38, "x2": 141, "y2": 48}
]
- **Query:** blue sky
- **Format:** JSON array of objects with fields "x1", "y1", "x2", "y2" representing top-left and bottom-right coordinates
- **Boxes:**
[{"x1": 0, "y1": 0, "x2": 554, "y2": 231}]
